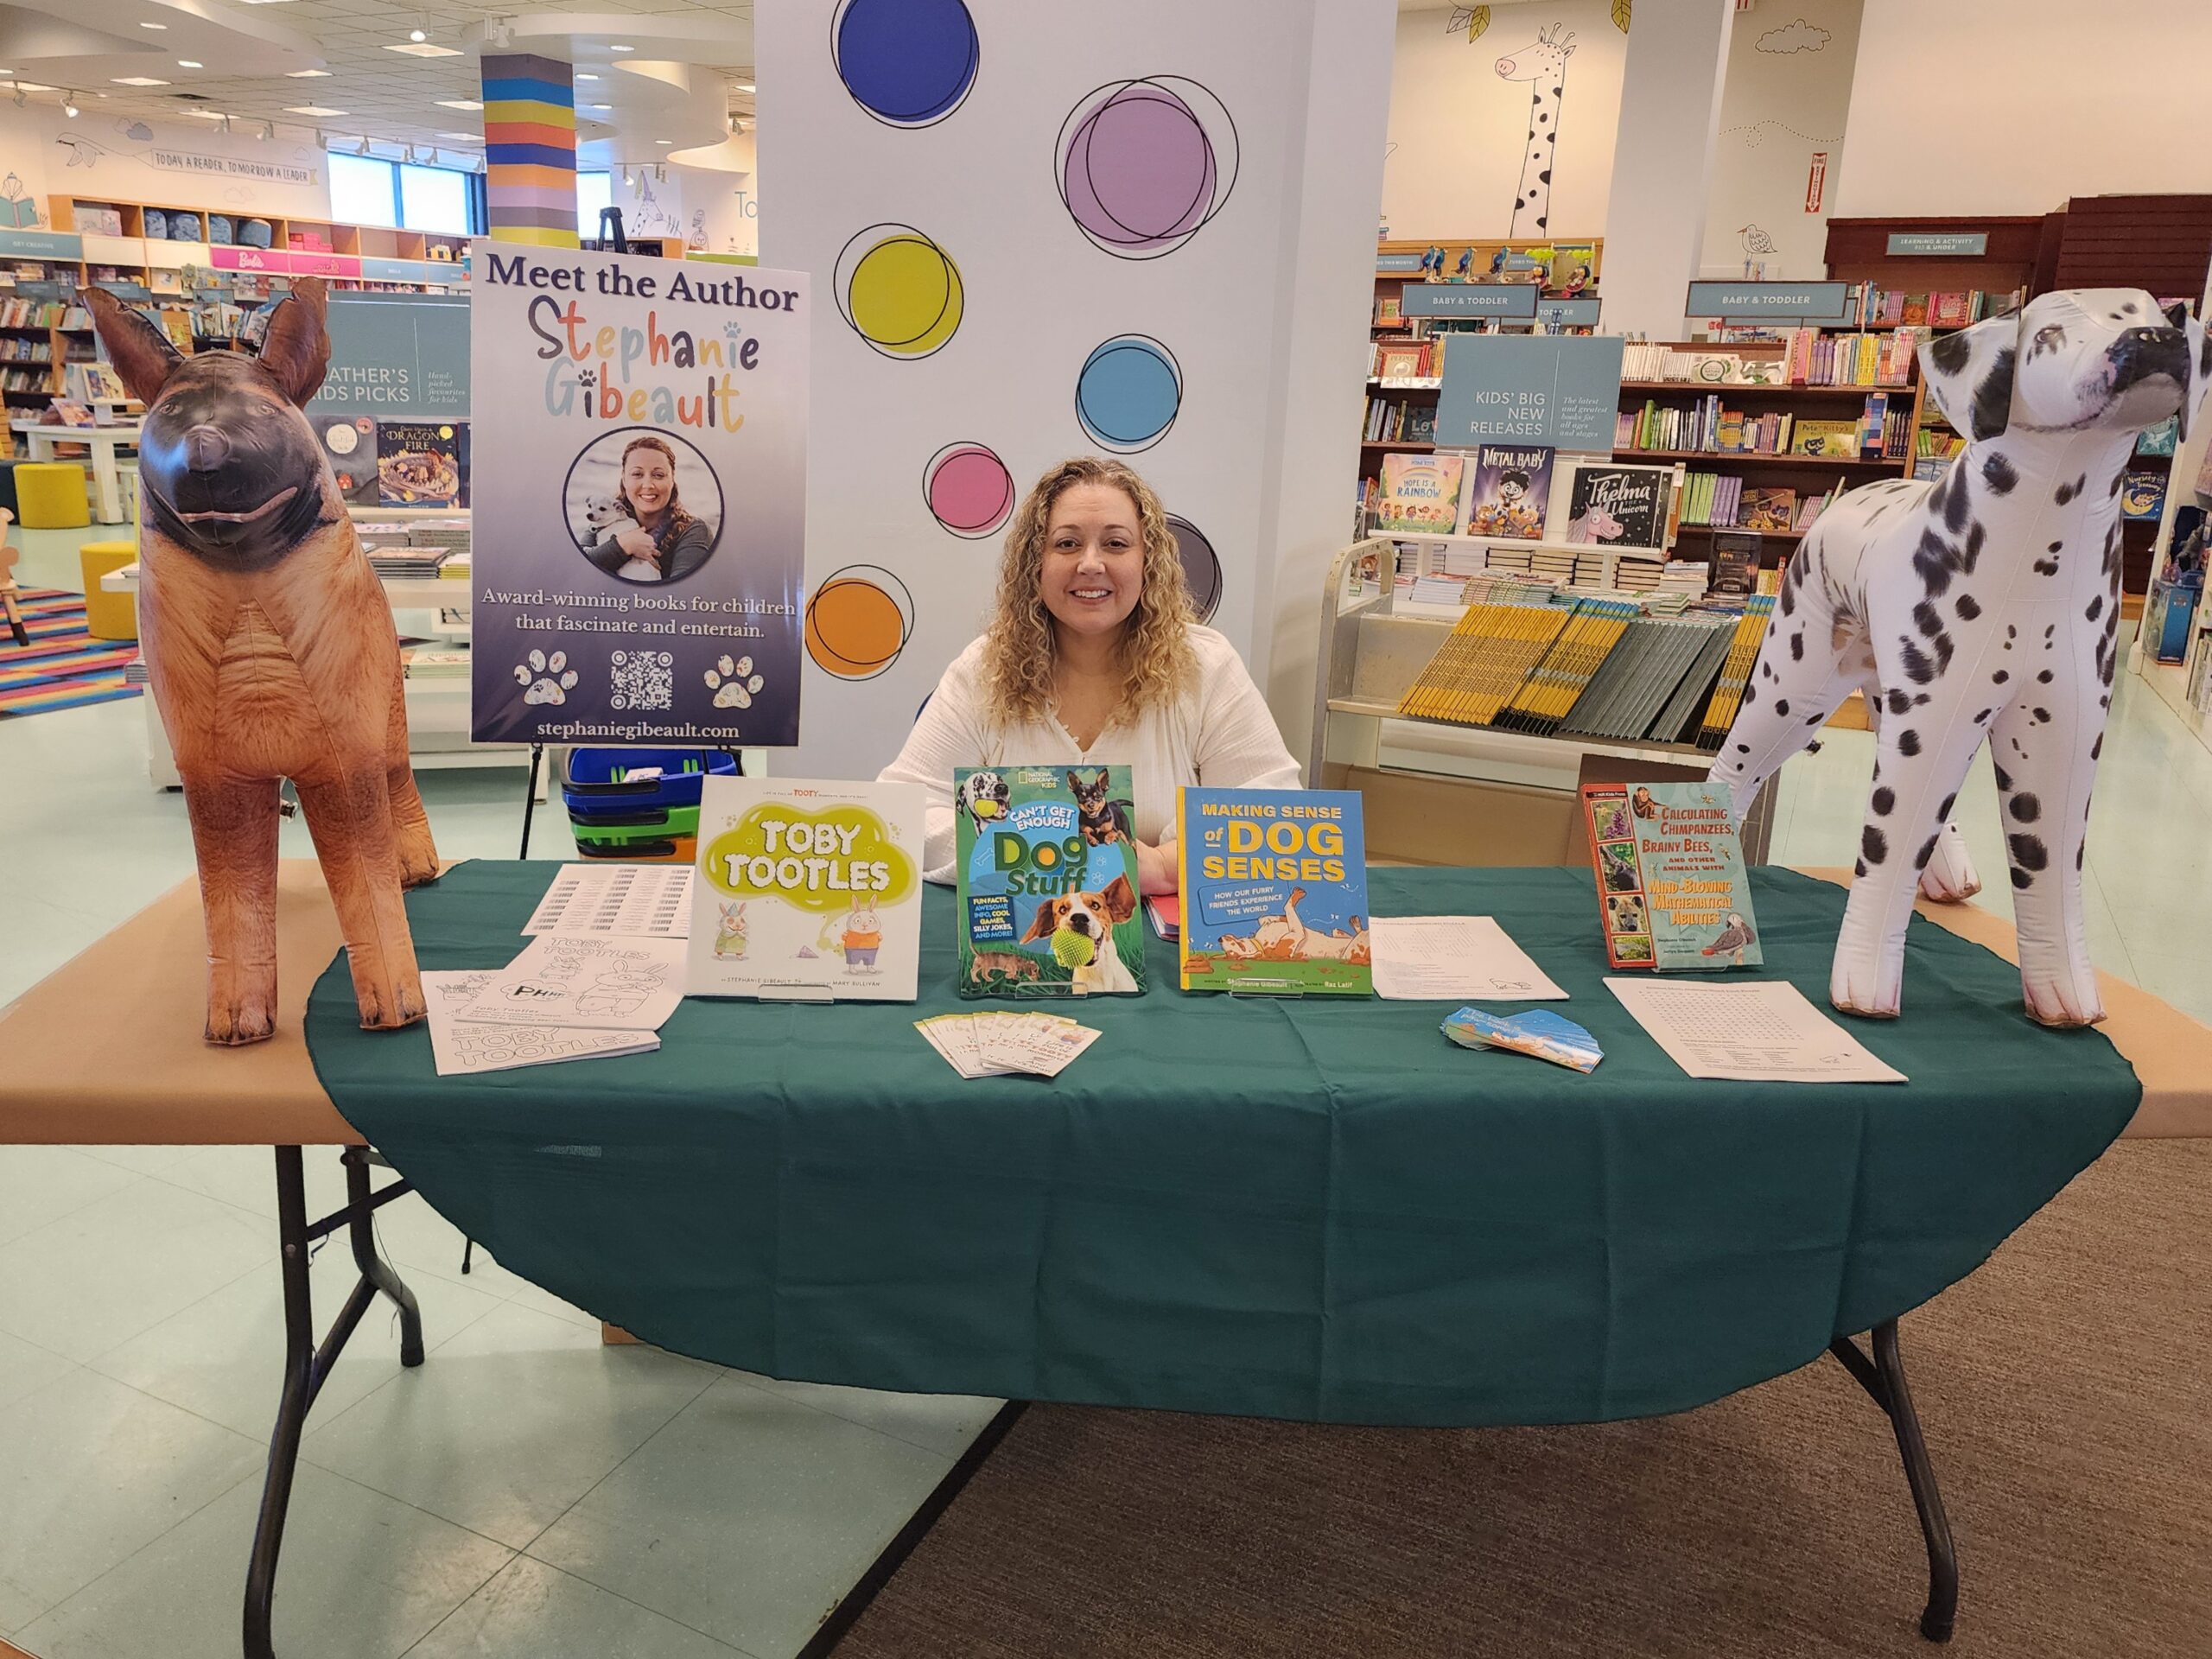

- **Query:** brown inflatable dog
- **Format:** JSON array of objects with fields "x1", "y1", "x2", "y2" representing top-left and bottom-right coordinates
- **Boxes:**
[{"x1": 90, "y1": 278, "x2": 437, "y2": 1043}]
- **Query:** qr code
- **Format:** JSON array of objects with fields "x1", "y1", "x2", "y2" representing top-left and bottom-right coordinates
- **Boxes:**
[{"x1": 607, "y1": 650, "x2": 674, "y2": 711}]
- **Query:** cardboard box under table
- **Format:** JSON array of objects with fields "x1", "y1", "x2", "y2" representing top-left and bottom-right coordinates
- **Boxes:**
[{"x1": 3, "y1": 860, "x2": 2208, "y2": 1654}]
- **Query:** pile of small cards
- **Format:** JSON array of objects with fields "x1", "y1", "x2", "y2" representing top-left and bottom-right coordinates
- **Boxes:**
[{"x1": 916, "y1": 1012, "x2": 1101, "y2": 1079}]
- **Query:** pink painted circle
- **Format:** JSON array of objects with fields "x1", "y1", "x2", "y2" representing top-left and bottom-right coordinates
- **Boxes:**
[
  {"x1": 1056, "y1": 77, "x2": 1239, "y2": 260},
  {"x1": 924, "y1": 441, "x2": 1015, "y2": 538}
]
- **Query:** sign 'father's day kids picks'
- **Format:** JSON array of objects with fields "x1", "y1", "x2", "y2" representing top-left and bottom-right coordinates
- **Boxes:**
[{"x1": 469, "y1": 243, "x2": 810, "y2": 749}]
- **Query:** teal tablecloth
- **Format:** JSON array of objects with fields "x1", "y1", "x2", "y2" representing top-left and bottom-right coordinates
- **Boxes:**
[{"x1": 305, "y1": 862, "x2": 2139, "y2": 1428}]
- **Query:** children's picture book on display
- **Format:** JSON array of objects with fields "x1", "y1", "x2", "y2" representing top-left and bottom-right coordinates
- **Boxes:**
[
  {"x1": 687, "y1": 777, "x2": 925, "y2": 1001},
  {"x1": 1465, "y1": 445, "x2": 1554, "y2": 540},
  {"x1": 1580, "y1": 781, "x2": 1761, "y2": 972},
  {"x1": 311, "y1": 415, "x2": 380, "y2": 505},
  {"x1": 377, "y1": 421, "x2": 463, "y2": 508},
  {"x1": 2120, "y1": 470, "x2": 2167, "y2": 521},
  {"x1": 1372, "y1": 452, "x2": 1465, "y2": 534},
  {"x1": 955, "y1": 765, "x2": 1147, "y2": 998},
  {"x1": 1560, "y1": 463, "x2": 1671, "y2": 548},
  {"x1": 1177, "y1": 788, "x2": 1371, "y2": 995}
]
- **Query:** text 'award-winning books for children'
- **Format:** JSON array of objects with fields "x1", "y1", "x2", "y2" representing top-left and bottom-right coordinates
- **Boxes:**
[
  {"x1": 688, "y1": 777, "x2": 925, "y2": 1001},
  {"x1": 956, "y1": 765, "x2": 1147, "y2": 998},
  {"x1": 1177, "y1": 788, "x2": 1371, "y2": 995},
  {"x1": 1580, "y1": 781, "x2": 1761, "y2": 972}
]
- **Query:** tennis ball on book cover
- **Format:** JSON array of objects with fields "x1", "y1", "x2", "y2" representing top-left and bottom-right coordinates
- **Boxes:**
[{"x1": 1051, "y1": 926, "x2": 1096, "y2": 968}]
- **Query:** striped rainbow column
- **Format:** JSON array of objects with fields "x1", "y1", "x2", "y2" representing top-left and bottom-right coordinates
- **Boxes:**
[{"x1": 482, "y1": 53, "x2": 577, "y2": 247}]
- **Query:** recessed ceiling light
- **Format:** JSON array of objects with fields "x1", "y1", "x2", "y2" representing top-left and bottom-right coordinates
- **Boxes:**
[
  {"x1": 610, "y1": 44, "x2": 633, "y2": 53},
  {"x1": 588, "y1": 104, "x2": 611, "y2": 112},
  {"x1": 177, "y1": 60, "x2": 203, "y2": 69},
  {"x1": 236, "y1": 1, "x2": 298, "y2": 5},
  {"x1": 435, "y1": 99, "x2": 482, "y2": 111},
  {"x1": 738, "y1": 82, "x2": 755, "y2": 92},
  {"x1": 284, "y1": 68, "x2": 332, "y2": 78},
  {"x1": 63, "y1": 93, "x2": 79, "y2": 117},
  {"x1": 15, "y1": 81, "x2": 54, "y2": 92},
  {"x1": 655, "y1": 137, "x2": 672, "y2": 145},
  {"x1": 192, "y1": 109, "x2": 226, "y2": 120},
  {"x1": 286, "y1": 105, "x2": 345, "y2": 117},
  {"x1": 138, "y1": 20, "x2": 167, "y2": 28},
  {"x1": 575, "y1": 73, "x2": 599, "y2": 81},
  {"x1": 436, "y1": 131, "x2": 477, "y2": 141},
  {"x1": 111, "y1": 77, "x2": 169, "y2": 87},
  {"x1": 386, "y1": 41, "x2": 461, "y2": 58}
]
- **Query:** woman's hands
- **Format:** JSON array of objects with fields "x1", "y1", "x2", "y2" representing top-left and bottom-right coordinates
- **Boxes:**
[
  {"x1": 613, "y1": 526, "x2": 660, "y2": 565},
  {"x1": 1131, "y1": 837, "x2": 1177, "y2": 897}
]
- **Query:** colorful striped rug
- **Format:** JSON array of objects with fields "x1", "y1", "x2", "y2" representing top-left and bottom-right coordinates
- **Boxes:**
[{"x1": 0, "y1": 589, "x2": 143, "y2": 717}]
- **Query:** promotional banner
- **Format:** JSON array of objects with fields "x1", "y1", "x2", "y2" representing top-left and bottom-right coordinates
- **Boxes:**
[
  {"x1": 307, "y1": 293, "x2": 471, "y2": 419},
  {"x1": 468, "y1": 241, "x2": 809, "y2": 747}
]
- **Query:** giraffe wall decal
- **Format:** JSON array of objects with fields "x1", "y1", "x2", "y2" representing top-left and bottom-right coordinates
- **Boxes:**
[{"x1": 1495, "y1": 24, "x2": 1576, "y2": 237}]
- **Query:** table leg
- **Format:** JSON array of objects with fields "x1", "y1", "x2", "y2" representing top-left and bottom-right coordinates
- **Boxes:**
[
  {"x1": 243, "y1": 1147, "x2": 423, "y2": 1659},
  {"x1": 1829, "y1": 1319, "x2": 1959, "y2": 1643},
  {"x1": 91, "y1": 442, "x2": 122, "y2": 524}
]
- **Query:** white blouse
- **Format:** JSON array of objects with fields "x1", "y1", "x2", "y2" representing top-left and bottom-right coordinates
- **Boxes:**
[{"x1": 879, "y1": 625, "x2": 1305, "y2": 882}]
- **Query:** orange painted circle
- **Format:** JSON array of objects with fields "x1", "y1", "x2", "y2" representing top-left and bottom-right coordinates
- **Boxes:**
[{"x1": 805, "y1": 576, "x2": 908, "y2": 678}]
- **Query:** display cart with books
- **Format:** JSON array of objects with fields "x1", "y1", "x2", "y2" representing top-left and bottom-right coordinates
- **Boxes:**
[{"x1": 1308, "y1": 537, "x2": 1781, "y2": 869}]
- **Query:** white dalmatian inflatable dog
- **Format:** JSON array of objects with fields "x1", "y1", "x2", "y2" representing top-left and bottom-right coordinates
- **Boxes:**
[{"x1": 1713, "y1": 289, "x2": 2209, "y2": 1026}]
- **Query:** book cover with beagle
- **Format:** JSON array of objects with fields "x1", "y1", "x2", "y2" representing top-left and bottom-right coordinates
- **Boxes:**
[
  {"x1": 688, "y1": 776, "x2": 925, "y2": 1001},
  {"x1": 1580, "y1": 781, "x2": 1761, "y2": 972},
  {"x1": 955, "y1": 765, "x2": 1146, "y2": 998},
  {"x1": 1176, "y1": 787, "x2": 1372, "y2": 995}
]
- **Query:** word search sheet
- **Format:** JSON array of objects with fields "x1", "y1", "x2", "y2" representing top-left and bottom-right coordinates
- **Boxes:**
[
  {"x1": 523, "y1": 865, "x2": 695, "y2": 938},
  {"x1": 1605, "y1": 977, "x2": 1906, "y2": 1084}
]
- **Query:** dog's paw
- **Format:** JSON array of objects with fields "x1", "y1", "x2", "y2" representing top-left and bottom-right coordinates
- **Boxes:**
[
  {"x1": 205, "y1": 994, "x2": 277, "y2": 1046},
  {"x1": 1916, "y1": 823, "x2": 1981, "y2": 904},
  {"x1": 705, "y1": 658, "x2": 765, "y2": 710},
  {"x1": 2021, "y1": 967, "x2": 2105, "y2": 1029}
]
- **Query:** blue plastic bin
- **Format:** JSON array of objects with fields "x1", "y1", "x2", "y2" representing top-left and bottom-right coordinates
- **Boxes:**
[{"x1": 560, "y1": 748, "x2": 737, "y2": 817}]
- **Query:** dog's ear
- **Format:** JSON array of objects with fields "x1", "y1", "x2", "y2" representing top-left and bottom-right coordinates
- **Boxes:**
[
  {"x1": 1021, "y1": 899, "x2": 1058, "y2": 943},
  {"x1": 86, "y1": 286, "x2": 181, "y2": 405},
  {"x1": 1917, "y1": 312, "x2": 2018, "y2": 441},
  {"x1": 2176, "y1": 309, "x2": 2210, "y2": 447},
  {"x1": 1101, "y1": 873, "x2": 1137, "y2": 925},
  {"x1": 255, "y1": 276, "x2": 333, "y2": 408}
]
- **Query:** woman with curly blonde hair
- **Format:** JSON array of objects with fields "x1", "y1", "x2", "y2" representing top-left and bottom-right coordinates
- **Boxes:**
[{"x1": 881, "y1": 456, "x2": 1300, "y2": 889}]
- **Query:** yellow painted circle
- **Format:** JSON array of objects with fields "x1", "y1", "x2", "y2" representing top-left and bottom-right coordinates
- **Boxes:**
[{"x1": 846, "y1": 234, "x2": 963, "y2": 355}]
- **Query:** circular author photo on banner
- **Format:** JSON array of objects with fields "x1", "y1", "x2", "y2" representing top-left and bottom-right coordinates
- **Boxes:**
[{"x1": 564, "y1": 428, "x2": 726, "y2": 585}]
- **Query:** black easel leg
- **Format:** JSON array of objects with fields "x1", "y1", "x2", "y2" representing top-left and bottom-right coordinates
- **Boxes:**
[
  {"x1": 244, "y1": 1147, "x2": 426, "y2": 1659},
  {"x1": 518, "y1": 743, "x2": 544, "y2": 858},
  {"x1": 1829, "y1": 1319, "x2": 1959, "y2": 1643}
]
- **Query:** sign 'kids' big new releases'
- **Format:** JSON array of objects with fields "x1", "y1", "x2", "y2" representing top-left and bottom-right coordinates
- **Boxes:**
[
  {"x1": 688, "y1": 778, "x2": 925, "y2": 1001},
  {"x1": 468, "y1": 245, "x2": 810, "y2": 747},
  {"x1": 1178, "y1": 788, "x2": 1370, "y2": 995}
]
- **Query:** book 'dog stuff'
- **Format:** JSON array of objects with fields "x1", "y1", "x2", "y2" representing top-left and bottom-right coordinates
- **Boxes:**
[
  {"x1": 688, "y1": 778, "x2": 924, "y2": 1001},
  {"x1": 956, "y1": 766, "x2": 1146, "y2": 998},
  {"x1": 1178, "y1": 788, "x2": 1371, "y2": 995},
  {"x1": 1581, "y1": 781, "x2": 1760, "y2": 973}
]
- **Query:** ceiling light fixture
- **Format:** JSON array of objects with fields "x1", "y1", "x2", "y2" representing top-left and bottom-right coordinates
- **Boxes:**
[
  {"x1": 315, "y1": 129, "x2": 325, "y2": 146},
  {"x1": 139, "y1": 20, "x2": 168, "y2": 28},
  {"x1": 654, "y1": 137, "x2": 671, "y2": 145},
  {"x1": 11, "y1": 86, "x2": 24, "y2": 111},
  {"x1": 62, "y1": 93, "x2": 78, "y2": 118},
  {"x1": 356, "y1": 136, "x2": 371, "y2": 156},
  {"x1": 655, "y1": 165, "x2": 665, "y2": 182},
  {"x1": 287, "y1": 105, "x2": 345, "y2": 117},
  {"x1": 219, "y1": 114, "x2": 232, "y2": 133},
  {"x1": 110, "y1": 77, "x2": 170, "y2": 87},
  {"x1": 434, "y1": 99, "x2": 481, "y2": 111},
  {"x1": 284, "y1": 69, "x2": 331, "y2": 78},
  {"x1": 738, "y1": 81, "x2": 755, "y2": 92},
  {"x1": 404, "y1": 143, "x2": 417, "y2": 164},
  {"x1": 610, "y1": 43, "x2": 632, "y2": 53},
  {"x1": 620, "y1": 167, "x2": 632, "y2": 188},
  {"x1": 575, "y1": 73, "x2": 598, "y2": 81},
  {"x1": 178, "y1": 60, "x2": 203, "y2": 69},
  {"x1": 260, "y1": 121, "x2": 274, "y2": 140}
]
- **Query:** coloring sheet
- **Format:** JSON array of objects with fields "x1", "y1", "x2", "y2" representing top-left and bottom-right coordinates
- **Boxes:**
[
  {"x1": 524, "y1": 864, "x2": 695, "y2": 938},
  {"x1": 458, "y1": 935, "x2": 688, "y2": 1033},
  {"x1": 422, "y1": 972, "x2": 661, "y2": 1076}
]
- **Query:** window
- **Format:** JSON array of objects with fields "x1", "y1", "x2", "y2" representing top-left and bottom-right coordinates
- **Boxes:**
[
  {"x1": 577, "y1": 171, "x2": 613, "y2": 238},
  {"x1": 328, "y1": 152, "x2": 397, "y2": 227},
  {"x1": 399, "y1": 164, "x2": 469, "y2": 236}
]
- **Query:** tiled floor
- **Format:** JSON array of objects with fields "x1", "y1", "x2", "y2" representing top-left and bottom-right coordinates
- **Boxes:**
[{"x1": 2, "y1": 527, "x2": 2206, "y2": 1656}]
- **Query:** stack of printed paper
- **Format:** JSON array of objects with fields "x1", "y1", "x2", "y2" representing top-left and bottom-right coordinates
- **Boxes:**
[
  {"x1": 423, "y1": 972, "x2": 664, "y2": 1076},
  {"x1": 915, "y1": 1012, "x2": 1101, "y2": 1078}
]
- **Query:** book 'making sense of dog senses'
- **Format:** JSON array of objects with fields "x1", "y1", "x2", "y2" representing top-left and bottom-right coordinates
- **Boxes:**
[
  {"x1": 687, "y1": 777, "x2": 926, "y2": 1001},
  {"x1": 1176, "y1": 788, "x2": 1372, "y2": 995},
  {"x1": 955, "y1": 765, "x2": 1147, "y2": 998},
  {"x1": 1580, "y1": 781, "x2": 1761, "y2": 972}
]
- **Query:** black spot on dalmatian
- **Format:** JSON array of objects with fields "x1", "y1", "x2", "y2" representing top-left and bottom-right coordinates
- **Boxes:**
[
  {"x1": 1929, "y1": 330, "x2": 1973, "y2": 375},
  {"x1": 1962, "y1": 521, "x2": 1986, "y2": 574},
  {"x1": 1955, "y1": 594, "x2": 1982, "y2": 621},
  {"x1": 1862, "y1": 826, "x2": 1888, "y2": 866},
  {"x1": 1779, "y1": 580, "x2": 1796, "y2": 618},
  {"x1": 2202, "y1": 332, "x2": 2212, "y2": 377},
  {"x1": 2010, "y1": 792, "x2": 2041, "y2": 823},
  {"x1": 2108, "y1": 471, "x2": 2126, "y2": 497},
  {"x1": 1735, "y1": 743, "x2": 1749, "y2": 753},
  {"x1": 1970, "y1": 349, "x2": 2016, "y2": 441},
  {"x1": 1898, "y1": 637, "x2": 1936, "y2": 684},
  {"x1": 2034, "y1": 558, "x2": 2060, "y2": 576},
  {"x1": 2055, "y1": 474, "x2": 2083, "y2": 505},
  {"x1": 1539, "y1": 169, "x2": 1550, "y2": 184},
  {"x1": 1981, "y1": 453, "x2": 2018, "y2": 494},
  {"x1": 2031, "y1": 707, "x2": 2050, "y2": 723},
  {"x1": 1776, "y1": 699, "x2": 1790, "y2": 716},
  {"x1": 2090, "y1": 733, "x2": 2102, "y2": 760},
  {"x1": 2086, "y1": 594, "x2": 2103, "y2": 621},
  {"x1": 1938, "y1": 793, "x2": 1956, "y2": 821},
  {"x1": 2077, "y1": 843, "x2": 2086, "y2": 870},
  {"x1": 1975, "y1": 707, "x2": 1994, "y2": 724},
  {"x1": 1915, "y1": 694, "x2": 1930, "y2": 705},
  {"x1": 1855, "y1": 857, "x2": 1868, "y2": 878},
  {"x1": 2008, "y1": 832, "x2": 2049, "y2": 873},
  {"x1": 1886, "y1": 688, "x2": 1911, "y2": 715},
  {"x1": 2037, "y1": 669, "x2": 2052, "y2": 683},
  {"x1": 2012, "y1": 867, "x2": 2032, "y2": 889},
  {"x1": 1993, "y1": 670, "x2": 2009, "y2": 684},
  {"x1": 1914, "y1": 601, "x2": 1943, "y2": 638},
  {"x1": 1806, "y1": 713, "x2": 1822, "y2": 726},
  {"x1": 1933, "y1": 632, "x2": 1955, "y2": 672},
  {"x1": 1993, "y1": 762, "x2": 2012, "y2": 791},
  {"x1": 1743, "y1": 683, "x2": 1756, "y2": 705},
  {"x1": 1762, "y1": 662, "x2": 1773, "y2": 678},
  {"x1": 1898, "y1": 728, "x2": 1922, "y2": 757},
  {"x1": 1789, "y1": 632, "x2": 1804, "y2": 662},
  {"x1": 1942, "y1": 474, "x2": 1971, "y2": 533},
  {"x1": 2049, "y1": 541, "x2": 2063, "y2": 554},
  {"x1": 1915, "y1": 834, "x2": 1940, "y2": 870},
  {"x1": 1872, "y1": 786, "x2": 1895, "y2": 816},
  {"x1": 1912, "y1": 529, "x2": 1957, "y2": 597}
]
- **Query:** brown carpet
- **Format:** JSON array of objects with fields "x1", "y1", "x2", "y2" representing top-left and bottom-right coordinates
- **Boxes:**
[{"x1": 830, "y1": 1141, "x2": 2211, "y2": 1659}]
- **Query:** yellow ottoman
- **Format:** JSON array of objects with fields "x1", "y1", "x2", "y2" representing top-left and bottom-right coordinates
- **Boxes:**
[
  {"x1": 79, "y1": 540, "x2": 137, "y2": 640},
  {"x1": 17, "y1": 461, "x2": 90, "y2": 529}
]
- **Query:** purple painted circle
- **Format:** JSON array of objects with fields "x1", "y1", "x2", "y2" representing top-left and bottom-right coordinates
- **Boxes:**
[
  {"x1": 1063, "y1": 84, "x2": 1216, "y2": 251},
  {"x1": 925, "y1": 443, "x2": 1014, "y2": 537}
]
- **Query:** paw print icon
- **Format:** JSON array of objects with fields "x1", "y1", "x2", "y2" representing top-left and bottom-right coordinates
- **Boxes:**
[
  {"x1": 514, "y1": 648, "x2": 578, "y2": 706},
  {"x1": 704, "y1": 654, "x2": 765, "y2": 709}
]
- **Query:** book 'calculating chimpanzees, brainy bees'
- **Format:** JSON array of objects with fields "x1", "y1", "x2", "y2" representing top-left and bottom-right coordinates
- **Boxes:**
[
  {"x1": 955, "y1": 765, "x2": 1147, "y2": 998},
  {"x1": 1580, "y1": 780, "x2": 1761, "y2": 972}
]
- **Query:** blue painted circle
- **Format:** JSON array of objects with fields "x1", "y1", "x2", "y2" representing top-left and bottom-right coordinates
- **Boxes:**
[
  {"x1": 1075, "y1": 336, "x2": 1182, "y2": 452},
  {"x1": 832, "y1": 0, "x2": 981, "y2": 128}
]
